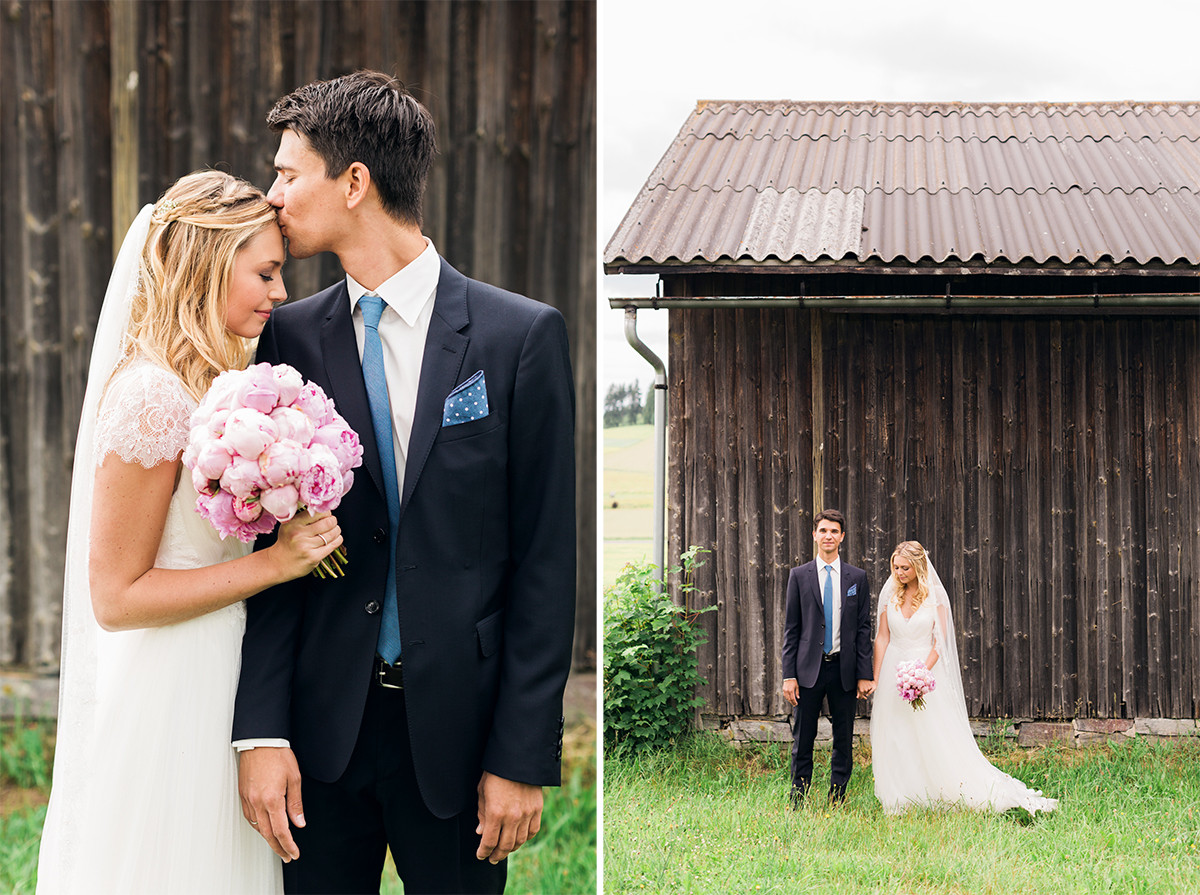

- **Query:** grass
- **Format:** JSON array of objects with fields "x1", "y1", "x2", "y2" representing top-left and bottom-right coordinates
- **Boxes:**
[
  {"x1": 0, "y1": 714, "x2": 595, "y2": 895},
  {"x1": 605, "y1": 731, "x2": 1200, "y2": 894},
  {"x1": 0, "y1": 710, "x2": 54, "y2": 895}
]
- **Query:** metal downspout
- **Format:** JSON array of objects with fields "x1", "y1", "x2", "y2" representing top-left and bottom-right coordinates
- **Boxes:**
[{"x1": 622, "y1": 307, "x2": 667, "y2": 581}]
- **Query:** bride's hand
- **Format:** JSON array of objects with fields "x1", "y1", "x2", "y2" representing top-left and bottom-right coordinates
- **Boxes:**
[{"x1": 271, "y1": 511, "x2": 342, "y2": 580}]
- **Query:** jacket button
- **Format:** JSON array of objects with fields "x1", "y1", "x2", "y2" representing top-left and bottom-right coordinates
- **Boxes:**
[
  {"x1": 373, "y1": 528, "x2": 387, "y2": 545},
  {"x1": 365, "y1": 601, "x2": 380, "y2": 614}
]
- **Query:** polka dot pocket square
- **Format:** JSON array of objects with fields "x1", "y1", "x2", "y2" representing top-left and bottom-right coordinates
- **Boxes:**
[{"x1": 442, "y1": 370, "x2": 490, "y2": 427}]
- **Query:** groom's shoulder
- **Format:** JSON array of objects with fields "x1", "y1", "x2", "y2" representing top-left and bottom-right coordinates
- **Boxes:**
[
  {"x1": 448, "y1": 261, "x2": 561, "y2": 326},
  {"x1": 843, "y1": 562, "x2": 868, "y2": 579}
]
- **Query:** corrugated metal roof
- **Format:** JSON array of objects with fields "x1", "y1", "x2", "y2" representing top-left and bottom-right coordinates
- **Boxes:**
[{"x1": 605, "y1": 101, "x2": 1200, "y2": 269}]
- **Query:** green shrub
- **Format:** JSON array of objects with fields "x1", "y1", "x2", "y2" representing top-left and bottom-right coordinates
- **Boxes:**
[{"x1": 603, "y1": 546, "x2": 714, "y2": 755}]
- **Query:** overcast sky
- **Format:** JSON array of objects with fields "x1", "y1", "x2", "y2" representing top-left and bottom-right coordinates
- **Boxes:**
[{"x1": 598, "y1": 0, "x2": 1200, "y2": 393}]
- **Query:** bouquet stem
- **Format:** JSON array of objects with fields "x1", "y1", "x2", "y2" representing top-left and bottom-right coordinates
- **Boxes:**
[{"x1": 312, "y1": 547, "x2": 349, "y2": 579}]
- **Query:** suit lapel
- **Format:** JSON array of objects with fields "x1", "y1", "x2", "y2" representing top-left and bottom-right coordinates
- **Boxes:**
[
  {"x1": 808, "y1": 561, "x2": 824, "y2": 618},
  {"x1": 317, "y1": 284, "x2": 388, "y2": 503},
  {"x1": 399, "y1": 258, "x2": 469, "y2": 516}
]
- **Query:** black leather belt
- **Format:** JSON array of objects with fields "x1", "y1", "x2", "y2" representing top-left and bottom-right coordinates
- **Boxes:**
[
  {"x1": 822, "y1": 652, "x2": 840, "y2": 663},
  {"x1": 374, "y1": 656, "x2": 404, "y2": 689}
]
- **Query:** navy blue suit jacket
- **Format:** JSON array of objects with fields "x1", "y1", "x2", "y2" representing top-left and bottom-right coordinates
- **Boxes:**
[
  {"x1": 781, "y1": 559, "x2": 873, "y2": 692},
  {"x1": 232, "y1": 258, "x2": 576, "y2": 819}
]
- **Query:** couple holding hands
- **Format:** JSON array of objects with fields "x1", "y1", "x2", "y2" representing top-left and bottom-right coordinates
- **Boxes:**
[
  {"x1": 37, "y1": 71, "x2": 575, "y2": 895},
  {"x1": 782, "y1": 510, "x2": 1058, "y2": 815}
]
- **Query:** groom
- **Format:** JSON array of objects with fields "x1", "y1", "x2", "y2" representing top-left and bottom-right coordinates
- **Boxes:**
[
  {"x1": 232, "y1": 72, "x2": 576, "y2": 894},
  {"x1": 781, "y1": 509, "x2": 873, "y2": 806}
]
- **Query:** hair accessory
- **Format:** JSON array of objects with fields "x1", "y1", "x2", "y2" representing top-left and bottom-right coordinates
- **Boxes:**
[{"x1": 152, "y1": 198, "x2": 179, "y2": 222}]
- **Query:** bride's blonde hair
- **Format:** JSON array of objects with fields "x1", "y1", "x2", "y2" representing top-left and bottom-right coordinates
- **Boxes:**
[
  {"x1": 890, "y1": 540, "x2": 930, "y2": 610},
  {"x1": 118, "y1": 170, "x2": 277, "y2": 401}
]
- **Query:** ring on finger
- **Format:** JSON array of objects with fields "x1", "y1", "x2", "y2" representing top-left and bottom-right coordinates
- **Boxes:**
[
  {"x1": 318, "y1": 533, "x2": 328, "y2": 547},
  {"x1": 250, "y1": 820, "x2": 259, "y2": 826}
]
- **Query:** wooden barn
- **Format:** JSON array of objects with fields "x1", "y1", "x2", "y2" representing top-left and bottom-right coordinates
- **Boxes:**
[
  {"x1": 605, "y1": 101, "x2": 1199, "y2": 730},
  {"x1": 0, "y1": 0, "x2": 597, "y2": 695}
]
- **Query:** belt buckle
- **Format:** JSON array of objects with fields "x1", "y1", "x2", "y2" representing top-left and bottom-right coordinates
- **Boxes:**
[{"x1": 376, "y1": 659, "x2": 403, "y2": 689}]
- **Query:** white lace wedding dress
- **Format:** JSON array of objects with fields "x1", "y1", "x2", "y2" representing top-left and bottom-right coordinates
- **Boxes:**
[
  {"x1": 37, "y1": 359, "x2": 282, "y2": 894},
  {"x1": 871, "y1": 599, "x2": 1058, "y2": 815}
]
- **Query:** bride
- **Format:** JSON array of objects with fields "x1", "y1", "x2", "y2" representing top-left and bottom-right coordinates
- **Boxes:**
[
  {"x1": 36, "y1": 171, "x2": 343, "y2": 894},
  {"x1": 870, "y1": 541, "x2": 1057, "y2": 815}
]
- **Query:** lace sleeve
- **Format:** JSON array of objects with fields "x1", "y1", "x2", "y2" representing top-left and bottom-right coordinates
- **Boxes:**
[{"x1": 93, "y1": 362, "x2": 196, "y2": 468}]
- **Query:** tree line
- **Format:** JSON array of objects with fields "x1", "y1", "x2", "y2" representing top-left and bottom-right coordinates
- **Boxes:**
[{"x1": 604, "y1": 381, "x2": 655, "y2": 427}]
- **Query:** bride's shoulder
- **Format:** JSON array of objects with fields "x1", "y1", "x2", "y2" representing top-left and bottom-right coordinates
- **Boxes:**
[
  {"x1": 106, "y1": 355, "x2": 189, "y2": 391},
  {"x1": 94, "y1": 358, "x2": 195, "y2": 467}
]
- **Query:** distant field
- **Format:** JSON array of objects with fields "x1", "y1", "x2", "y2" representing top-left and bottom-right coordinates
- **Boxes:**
[{"x1": 603, "y1": 424, "x2": 656, "y2": 587}]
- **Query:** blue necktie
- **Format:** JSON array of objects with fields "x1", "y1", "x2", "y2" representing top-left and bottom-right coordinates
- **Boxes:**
[
  {"x1": 360, "y1": 293, "x2": 401, "y2": 664},
  {"x1": 823, "y1": 564, "x2": 835, "y2": 654}
]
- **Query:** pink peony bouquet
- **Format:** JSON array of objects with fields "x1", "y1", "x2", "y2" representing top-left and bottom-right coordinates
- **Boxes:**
[
  {"x1": 182, "y1": 362, "x2": 364, "y2": 577},
  {"x1": 895, "y1": 659, "x2": 937, "y2": 710}
]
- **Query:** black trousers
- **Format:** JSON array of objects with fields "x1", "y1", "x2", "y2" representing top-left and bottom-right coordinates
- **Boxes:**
[
  {"x1": 283, "y1": 682, "x2": 506, "y2": 895},
  {"x1": 790, "y1": 658, "x2": 857, "y2": 789}
]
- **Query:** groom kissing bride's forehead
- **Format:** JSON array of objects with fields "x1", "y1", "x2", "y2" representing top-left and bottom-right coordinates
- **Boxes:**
[{"x1": 234, "y1": 71, "x2": 577, "y2": 895}]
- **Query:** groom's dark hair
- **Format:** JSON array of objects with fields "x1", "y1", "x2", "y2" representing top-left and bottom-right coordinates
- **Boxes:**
[
  {"x1": 267, "y1": 70, "x2": 436, "y2": 228},
  {"x1": 813, "y1": 509, "x2": 846, "y2": 532}
]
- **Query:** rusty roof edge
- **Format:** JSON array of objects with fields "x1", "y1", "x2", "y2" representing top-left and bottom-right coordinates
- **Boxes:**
[
  {"x1": 603, "y1": 257, "x2": 1200, "y2": 275},
  {"x1": 693, "y1": 99, "x2": 1200, "y2": 114},
  {"x1": 633, "y1": 183, "x2": 1200, "y2": 199},
  {"x1": 673, "y1": 130, "x2": 1200, "y2": 145}
]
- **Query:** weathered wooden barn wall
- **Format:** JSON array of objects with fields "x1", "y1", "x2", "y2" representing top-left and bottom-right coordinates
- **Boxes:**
[
  {"x1": 668, "y1": 306, "x2": 1199, "y2": 721},
  {"x1": 0, "y1": 0, "x2": 596, "y2": 673}
]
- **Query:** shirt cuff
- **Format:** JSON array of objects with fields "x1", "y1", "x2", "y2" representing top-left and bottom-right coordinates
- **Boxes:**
[{"x1": 233, "y1": 738, "x2": 291, "y2": 752}]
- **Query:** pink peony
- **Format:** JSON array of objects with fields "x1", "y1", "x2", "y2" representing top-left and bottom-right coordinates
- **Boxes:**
[
  {"x1": 223, "y1": 408, "x2": 280, "y2": 459},
  {"x1": 258, "y1": 439, "x2": 309, "y2": 488},
  {"x1": 291, "y1": 382, "x2": 335, "y2": 427},
  {"x1": 311, "y1": 421, "x2": 364, "y2": 471},
  {"x1": 196, "y1": 370, "x2": 245, "y2": 420},
  {"x1": 190, "y1": 464, "x2": 218, "y2": 497},
  {"x1": 194, "y1": 439, "x2": 234, "y2": 480},
  {"x1": 259, "y1": 484, "x2": 301, "y2": 522},
  {"x1": 221, "y1": 454, "x2": 268, "y2": 500},
  {"x1": 232, "y1": 494, "x2": 263, "y2": 523},
  {"x1": 271, "y1": 364, "x2": 305, "y2": 406},
  {"x1": 298, "y1": 444, "x2": 344, "y2": 513},
  {"x1": 269, "y1": 406, "x2": 316, "y2": 446}
]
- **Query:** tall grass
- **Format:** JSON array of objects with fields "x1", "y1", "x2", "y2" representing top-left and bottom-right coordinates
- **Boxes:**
[
  {"x1": 605, "y1": 731, "x2": 1200, "y2": 894},
  {"x1": 1, "y1": 715, "x2": 595, "y2": 895},
  {"x1": 0, "y1": 705, "x2": 55, "y2": 895}
]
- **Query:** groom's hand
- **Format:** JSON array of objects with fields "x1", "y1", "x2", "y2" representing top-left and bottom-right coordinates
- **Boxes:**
[
  {"x1": 857, "y1": 679, "x2": 876, "y2": 698},
  {"x1": 475, "y1": 771, "x2": 543, "y2": 864},
  {"x1": 238, "y1": 746, "x2": 305, "y2": 862},
  {"x1": 782, "y1": 678, "x2": 799, "y2": 706}
]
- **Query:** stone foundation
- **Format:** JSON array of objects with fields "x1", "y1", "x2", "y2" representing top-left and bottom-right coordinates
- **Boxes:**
[{"x1": 713, "y1": 714, "x2": 1199, "y2": 748}]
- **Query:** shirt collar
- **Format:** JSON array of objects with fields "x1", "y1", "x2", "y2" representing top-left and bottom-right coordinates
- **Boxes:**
[
  {"x1": 347, "y1": 238, "x2": 439, "y2": 325},
  {"x1": 821, "y1": 556, "x2": 841, "y2": 574}
]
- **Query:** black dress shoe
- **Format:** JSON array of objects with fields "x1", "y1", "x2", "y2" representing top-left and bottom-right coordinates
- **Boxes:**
[
  {"x1": 828, "y1": 782, "x2": 847, "y2": 804},
  {"x1": 789, "y1": 779, "x2": 810, "y2": 810}
]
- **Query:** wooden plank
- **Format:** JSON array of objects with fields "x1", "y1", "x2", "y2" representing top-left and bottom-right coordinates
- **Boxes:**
[
  {"x1": 110, "y1": 0, "x2": 139, "y2": 244},
  {"x1": 810, "y1": 309, "x2": 824, "y2": 518}
]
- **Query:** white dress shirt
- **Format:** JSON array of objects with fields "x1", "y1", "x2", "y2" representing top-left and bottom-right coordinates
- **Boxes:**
[
  {"x1": 235, "y1": 240, "x2": 440, "y2": 753},
  {"x1": 821, "y1": 556, "x2": 842, "y2": 655},
  {"x1": 346, "y1": 239, "x2": 440, "y2": 496}
]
